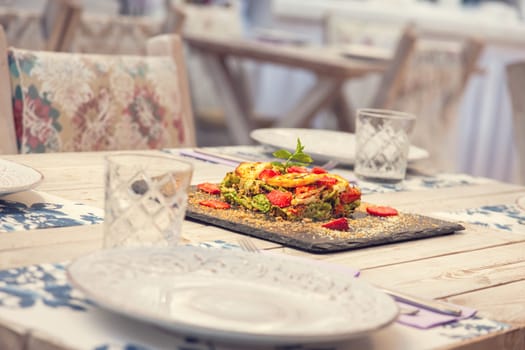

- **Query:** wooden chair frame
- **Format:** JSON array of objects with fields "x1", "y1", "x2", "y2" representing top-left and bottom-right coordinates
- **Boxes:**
[
  {"x1": 42, "y1": 0, "x2": 82, "y2": 51},
  {"x1": 0, "y1": 0, "x2": 81, "y2": 52},
  {"x1": 0, "y1": 26, "x2": 17, "y2": 154},
  {"x1": 369, "y1": 24, "x2": 484, "y2": 171},
  {"x1": 506, "y1": 61, "x2": 525, "y2": 183},
  {"x1": 372, "y1": 25, "x2": 484, "y2": 115},
  {"x1": 64, "y1": 0, "x2": 188, "y2": 54}
]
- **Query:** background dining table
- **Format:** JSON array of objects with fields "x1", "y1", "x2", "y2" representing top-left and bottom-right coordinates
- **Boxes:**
[
  {"x1": 184, "y1": 33, "x2": 387, "y2": 145},
  {"x1": 0, "y1": 146, "x2": 524, "y2": 349}
]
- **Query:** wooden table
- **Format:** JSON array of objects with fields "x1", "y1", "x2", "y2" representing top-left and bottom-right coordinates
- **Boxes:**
[
  {"x1": 0, "y1": 149, "x2": 524, "y2": 349},
  {"x1": 183, "y1": 33, "x2": 387, "y2": 144}
]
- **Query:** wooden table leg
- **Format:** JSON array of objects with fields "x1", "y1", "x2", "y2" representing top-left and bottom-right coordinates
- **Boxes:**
[
  {"x1": 200, "y1": 52, "x2": 354, "y2": 142},
  {"x1": 200, "y1": 52, "x2": 253, "y2": 145}
]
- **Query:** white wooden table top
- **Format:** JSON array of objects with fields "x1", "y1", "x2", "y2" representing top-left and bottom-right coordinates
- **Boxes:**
[{"x1": 0, "y1": 148, "x2": 524, "y2": 350}]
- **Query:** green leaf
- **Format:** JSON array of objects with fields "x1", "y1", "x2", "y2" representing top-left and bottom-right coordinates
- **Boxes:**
[
  {"x1": 271, "y1": 138, "x2": 313, "y2": 168},
  {"x1": 296, "y1": 138, "x2": 305, "y2": 152},
  {"x1": 272, "y1": 150, "x2": 292, "y2": 159},
  {"x1": 292, "y1": 153, "x2": 313, "y2": 163}
]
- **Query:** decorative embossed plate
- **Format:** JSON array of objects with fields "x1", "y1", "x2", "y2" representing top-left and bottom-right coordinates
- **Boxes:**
[
  {"x1": 250, "y1": 128, "x2": 429, "y2": 165},
  {"x1": 0, "y1": 159, "x2": 43, "y2": 196},
  {"x1": 67, "y1": 246, "x2": 398, "y2": 346}
]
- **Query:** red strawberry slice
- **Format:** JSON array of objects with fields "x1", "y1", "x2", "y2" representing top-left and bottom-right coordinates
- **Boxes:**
[
  {"x1": 340, "y1": 187, "x2": 361, "y2": 204},
  {"x1": 199, "y1": 199, "x2": 231, "y2": 209},
  {"x1": 287, "y1": 166, "x2": 308, "y2": 173},
  {"x1": 266, "y1": 190, "x2": 292, "y2": 208},
  {"x1": 366, "y1": 206, "x2": 398, "y2": 217},
  {"x1": 316, "y1": 176, "x2": 338, "y2": 186},
  {"x1": 197, "y1": 182, "x2": 221, "y2": 195},
  {"x1": 311, "y1": 167, "x2": 327, "y2": 174},
  {"x1": 321, "y1": 217, "x2": 349, "y2": 231},
  {"x1": 258, "y1": 169, "x2": 280, "y2": 181}
]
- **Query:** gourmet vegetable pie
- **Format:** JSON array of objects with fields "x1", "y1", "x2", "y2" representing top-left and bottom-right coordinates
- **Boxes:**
[
  {"x1": 216, "y1": 161, "x2": 361, "y2": 221},
  {"x1": 196, "y1": 140, "x2": 363, "y2": 224}
]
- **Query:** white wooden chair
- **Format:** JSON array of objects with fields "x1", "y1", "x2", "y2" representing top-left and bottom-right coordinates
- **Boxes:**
[
  {"x1": 62, "y1": 0, "x2": 188, "y2": 55},
  {"x1": 67, "y1": 13, "x2": 167, "y2": 55},
  {"x1": 0, "y1": 0, "x2": 80, "y2": 52},
  {"x1": 506, "y1": 61, "x2": 525, "y2": 184},
  {"x1": 371, "y1": 27, "x2": 483, "y2": 171},
  {"x1": 324, "y1": 14, "x2": 484, "y2": 171},
  {"x1": 0, "y1": 26, "x2": 196, "y2": 154}
]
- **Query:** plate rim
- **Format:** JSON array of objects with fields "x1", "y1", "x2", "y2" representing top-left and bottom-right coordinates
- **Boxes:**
[
  {"x1": 67, "y1": 246, "x2": 398, "y2": 346},
  {"x1": 250, "y1": 127, "x2": 429, "y2": 164},
  {"x1": 0, "y1": 159, "x2": 43, "y2": 195}
]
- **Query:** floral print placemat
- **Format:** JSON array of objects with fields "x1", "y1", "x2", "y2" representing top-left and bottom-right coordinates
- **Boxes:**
[
  {"x1": 0, "y1": 240, "x2": 510, "y2": 350},
  {"x1": 0, "y1": 190, "x2": 103, "y2": 233}
]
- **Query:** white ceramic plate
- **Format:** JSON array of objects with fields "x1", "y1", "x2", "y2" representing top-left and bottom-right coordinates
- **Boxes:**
[
  {"x1": 0, "y1": 159, "x2": 43, "y2": 196},
  {"x1": 251, "y1": 128, "x2": 429, "y2": 165},
  {"x1": 67, "y1": 246, "x2": 398, "y2": 346}
]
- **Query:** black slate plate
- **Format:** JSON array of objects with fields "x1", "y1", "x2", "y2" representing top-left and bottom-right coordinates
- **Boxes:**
[{"x1": 186, "y1": 187, "x2": 465, "y2": 254}]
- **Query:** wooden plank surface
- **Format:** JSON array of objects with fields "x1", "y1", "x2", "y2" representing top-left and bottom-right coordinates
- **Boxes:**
[
  {"x1": 0, "y1": 149, "x2": 525, "y2": 349},
  {"x1": 361, "y1": 242, "x2": 525, "y2": 299}
]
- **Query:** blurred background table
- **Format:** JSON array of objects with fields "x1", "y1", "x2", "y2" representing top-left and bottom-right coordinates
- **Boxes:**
[
  {"x1": 184, "y1": 32, "x2": 387, "y2": 144},
  {"x1": 261, "y1": 0, "x2": 525, "y2": 184}
]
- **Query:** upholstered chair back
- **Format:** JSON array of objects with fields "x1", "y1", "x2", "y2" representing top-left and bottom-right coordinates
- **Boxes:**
[{"x1": 0, "y1": 29, "x2": 196, "y2": 153}]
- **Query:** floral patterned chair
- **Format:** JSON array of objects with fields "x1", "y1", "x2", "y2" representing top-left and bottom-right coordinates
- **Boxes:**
[{"x1": 0, "y1": 27, "x2": 196, "y2": 154}]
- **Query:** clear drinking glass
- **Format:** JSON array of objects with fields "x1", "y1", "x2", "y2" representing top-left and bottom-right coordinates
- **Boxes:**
[
  {"x1": 354, "y1": 108, "x2": 416, "y2": 183},
  {"x1": 103, "y1": 153, "x2": 193, "y2": 249}
]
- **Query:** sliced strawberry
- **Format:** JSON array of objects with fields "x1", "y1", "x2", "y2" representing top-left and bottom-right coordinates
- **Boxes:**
[
  {"x1": 295, "y1": 185, "x2": 316, "y2": 196},
  {"x1": 258, "y1": 168, "x2": 280, "y2": 181},
  {"x1": 340, "y1": 187, "x2": 361, "y2": 204},
  {"x1": 287, "y1": 166, "x2": 308, "y2": 173},
  {"x1": 199, "y1": 199, "x2": 231, "y2": 209},
  {"x1": 333, "y1": 203, "x2": 344, "y2": 216},
  {"x1": 316, "y1": 176, "x2": 338, "y2": 186},
  {"x1": 266, "y1": 190, "x2": 292, "y2": 208},
  {"x1": 197, "y1": 182, "x2": 221, "y2": 195},
  {"x1": 322, "y1": 217, "x2": 349, "y2": 231},
  {"x1": 311, "y1": 167, "x2": 327, "y2": 174},
  {"x1": 366, "y1": 205, "x2": 398, "y2": 217}
]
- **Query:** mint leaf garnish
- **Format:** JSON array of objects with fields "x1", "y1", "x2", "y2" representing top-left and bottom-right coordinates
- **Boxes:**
[{"x1": 272, "y1": 138, "x2": 313, "y2": 168}]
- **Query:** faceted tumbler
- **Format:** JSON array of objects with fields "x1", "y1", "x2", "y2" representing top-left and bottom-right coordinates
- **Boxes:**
[
  {"x1": 103, "y1": 153, "x2": 193, "y2": 248},
  {"x1": 354, "y1": 109, "x2": 416, "y2": 183}
]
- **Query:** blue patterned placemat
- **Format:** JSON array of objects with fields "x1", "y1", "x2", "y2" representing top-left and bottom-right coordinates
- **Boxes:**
[
  {"x1": 433, "y1": 204, "x2": 525, "y2": 233},
  {"x1": 0, "y1": 241, "x2": 510, "y2": 350},
  {"x1": 357, "y1": 173, "x2": 496, "y2": 195},
  {"x1": 0, "y1": 191, "x2": 103, "y2": 233}
]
